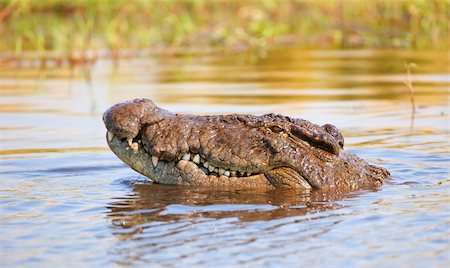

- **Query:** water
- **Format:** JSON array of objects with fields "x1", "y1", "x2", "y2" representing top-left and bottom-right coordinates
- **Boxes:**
[{"x1": 0, "y1": 49, "x2": 449, "y2": 267}]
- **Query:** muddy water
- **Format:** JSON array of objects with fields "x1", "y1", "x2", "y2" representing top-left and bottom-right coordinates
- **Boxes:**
[{"x1": 0, "y1": 49, "x2": 448, "y2": 267}]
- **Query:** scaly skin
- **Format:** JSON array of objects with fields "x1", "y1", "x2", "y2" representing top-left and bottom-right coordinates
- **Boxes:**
[{"x1": 103, "y1": 99, "x2": 390, "y2": 190}]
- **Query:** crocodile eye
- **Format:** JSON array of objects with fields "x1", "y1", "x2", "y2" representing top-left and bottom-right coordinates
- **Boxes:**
[{"x1": 269, "y1": 125, "x2": 283, "y2": 133}]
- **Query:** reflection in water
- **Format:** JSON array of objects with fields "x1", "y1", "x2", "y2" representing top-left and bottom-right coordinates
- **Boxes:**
[
  {"x1": 105, "y1": 182, "x2": 367, "y2": 265},
  {"x1": 107, "y1": 184, "x2": 361, "y2": 224}
]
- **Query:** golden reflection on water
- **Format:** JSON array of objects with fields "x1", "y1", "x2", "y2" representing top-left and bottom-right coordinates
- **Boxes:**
[
  {"x1": 0, "y1": 147, "x2": 107, "y2": 156},
  {"x1": 0, "y1": 49, "x2": 448, "y2": 106}
]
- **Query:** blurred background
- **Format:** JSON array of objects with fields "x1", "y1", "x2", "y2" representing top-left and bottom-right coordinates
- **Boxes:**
[{"x1": 0, "y1": 0, "x2": 448, "y2": 64}]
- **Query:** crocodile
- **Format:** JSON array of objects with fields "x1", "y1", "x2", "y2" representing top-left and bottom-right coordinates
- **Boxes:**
[{"x1": 103, "y1": 99, "x2": 390, "y2": 190}]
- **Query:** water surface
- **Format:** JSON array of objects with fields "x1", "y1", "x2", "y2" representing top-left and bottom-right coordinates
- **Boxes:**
[{"x1": 0, "y1": 49, "x2": 449, "y2": 267}]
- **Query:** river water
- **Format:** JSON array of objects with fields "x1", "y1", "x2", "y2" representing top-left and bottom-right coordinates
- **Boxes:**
[{"x1": 0, "y1": 49, "x2": 449, "y2": 267}]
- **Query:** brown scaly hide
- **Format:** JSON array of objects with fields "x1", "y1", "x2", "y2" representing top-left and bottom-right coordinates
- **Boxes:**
[{"x1": 103, "y1": 99, "x2": 390, "y2": 190}]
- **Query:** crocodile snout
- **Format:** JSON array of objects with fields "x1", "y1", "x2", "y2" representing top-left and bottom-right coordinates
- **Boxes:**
[{"x1": 103, "y1": 99, "x2": 391, "y2": 190}]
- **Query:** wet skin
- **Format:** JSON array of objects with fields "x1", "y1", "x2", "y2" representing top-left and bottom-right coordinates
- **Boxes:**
[{"x1": 103, "y1": 99, "x2": 390, "y2": 190}]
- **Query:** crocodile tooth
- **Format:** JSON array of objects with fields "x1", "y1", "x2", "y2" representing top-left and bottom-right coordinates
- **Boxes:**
[
  {"x1": 130, "y1": 142, "x2": 139, "y2": 151},
  {"x1": 127, "y1": 138, "x2": 132, "y2": 146},
  {"x1": 246, "y1": 172, "x2": 252, "y2": 177},
  {"x1": 193, "y1": 154, "x2": 200, "y2": 164},
  {"x1": 230, "y1": 170, "x2": 236, "y2": 177},
  {"x1": 208, "y1": 165, "x2": 216, "y2": 172},
  {"x1": 107, "y1": 131, "x2": 114, "y2": 142},
  {"x1": 218, "y1": 168, "x2": 225, "y2": 176},
  {"x1": 224, "y1": 170, "x2": 230, "y2": 177},
  {"x1": 203, "y1": 161, "x2": 209, "y2": 168},
  {"x1": 181, "y1": 153, "x2": 190, "y2": 161},
  {"x1": 151, "y1": 156, "x2": 159, "y2": 167}
]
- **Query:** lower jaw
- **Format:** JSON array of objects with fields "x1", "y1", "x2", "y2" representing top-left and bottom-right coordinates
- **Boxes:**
[{"x1": 108, "y1": 139, "x2": 275, "y2": 189}]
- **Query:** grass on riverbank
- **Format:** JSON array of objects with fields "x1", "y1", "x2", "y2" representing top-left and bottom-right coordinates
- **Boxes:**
[{"x1": 0, "y1": 0, "x2": 448, "y2": 66}]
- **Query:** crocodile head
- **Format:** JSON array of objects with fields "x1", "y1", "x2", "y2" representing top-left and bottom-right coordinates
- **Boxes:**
[{"x1": 103, "y1": 99, "x2": 390, "y2": 190}]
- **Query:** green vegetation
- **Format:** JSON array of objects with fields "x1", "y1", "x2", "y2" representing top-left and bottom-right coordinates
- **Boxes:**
[{"x1": 0, "y1": 0, "x2": 448, "y2": 63}]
